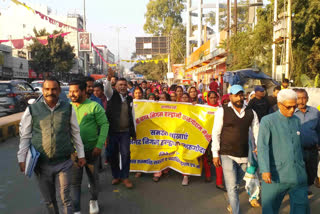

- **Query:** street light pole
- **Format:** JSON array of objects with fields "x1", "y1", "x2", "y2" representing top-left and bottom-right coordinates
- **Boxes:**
[
  {"x1": 110, "y1": 26, "x2": 126, "y2": 77},
  {"x1": 83, "y1": 0, "x2": 88, "y2": 76}
]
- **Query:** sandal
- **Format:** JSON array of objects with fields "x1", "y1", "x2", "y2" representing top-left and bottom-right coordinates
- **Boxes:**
[
  {"x1": 216, "y1": 184, "x2": 227, "y2": 192},
  {"x1": 250, "y1": 199, "x2": 261, "y2": 208},
  {"x1": 152, "y1": 176, "x2": 160, "y2": 182}
]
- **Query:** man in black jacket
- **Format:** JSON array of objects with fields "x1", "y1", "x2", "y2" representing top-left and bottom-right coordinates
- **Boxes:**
[
  {"x1": 247, "y1": 86, "x2": 271, "y2": 121},
  {"x1": 104, "y1": 71, "x2": 136, "y2": 188}
]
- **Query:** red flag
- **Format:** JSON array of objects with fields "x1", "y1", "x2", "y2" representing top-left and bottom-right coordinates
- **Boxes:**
[{"x1": 11, "y1": 39, "x2": 24, "y2": 49}]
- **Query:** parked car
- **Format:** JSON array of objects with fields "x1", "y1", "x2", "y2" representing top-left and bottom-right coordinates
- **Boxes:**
[
  {"x1": 0, "y1": 80, "x2": 40, "y2": 115},
  {"x1": 29, "y1": 85, "x2": 70, "y2": 105},
  {"x1": 30, "y1": 80, "x2": 44, "y2": 91}
]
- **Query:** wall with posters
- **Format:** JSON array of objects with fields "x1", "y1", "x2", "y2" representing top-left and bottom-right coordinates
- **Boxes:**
[{"x1": 12, "y1": 57, "x2": 28, "y2": 79}]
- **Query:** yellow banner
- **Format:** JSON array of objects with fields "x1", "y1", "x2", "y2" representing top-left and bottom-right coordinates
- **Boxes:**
[{"x1": 130, "y1": 100, "x2": 217, "y2": 176}]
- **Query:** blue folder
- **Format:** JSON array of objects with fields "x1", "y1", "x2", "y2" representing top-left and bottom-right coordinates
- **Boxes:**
[{"x1": 25, "y1": 144, "x2": 40, "y2": 178}]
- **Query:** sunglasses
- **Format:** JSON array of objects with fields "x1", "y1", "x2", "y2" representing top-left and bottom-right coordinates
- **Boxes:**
[{"x1": 280, "y1": 102, "x2": 297, "y2": 110}]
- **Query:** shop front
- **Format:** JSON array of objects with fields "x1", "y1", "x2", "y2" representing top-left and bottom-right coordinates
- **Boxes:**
[{"x1": 185, "y1": 34, "x2": 228, "y2": 91}]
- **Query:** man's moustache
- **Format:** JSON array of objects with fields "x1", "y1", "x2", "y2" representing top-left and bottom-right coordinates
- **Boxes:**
[{"x1": 46, "y1": 95, "x2": 56, "y2": 97}]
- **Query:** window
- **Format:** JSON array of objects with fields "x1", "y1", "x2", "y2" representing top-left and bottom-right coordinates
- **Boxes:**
[
  {"x1": 15, "y1": 84, "x2": 26, "y2": 91},
  {"x1": 24, "y1": 83, "x2": 34, "y2": 92}
]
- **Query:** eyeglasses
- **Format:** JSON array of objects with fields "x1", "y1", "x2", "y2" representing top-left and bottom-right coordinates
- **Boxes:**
[{"x1": 279, "y1": 102, "x2": 297, "y2": 110}]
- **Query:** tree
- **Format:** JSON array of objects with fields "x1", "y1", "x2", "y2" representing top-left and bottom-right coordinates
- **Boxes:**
[
  {"x1": 28, "y1": 28, "x2": 75, "y2": 79},
  {"x1": 226, "y1": 4, "x2": 273, "y2": 74},
  {"x1": 144, "y1": 0, "x2": 184, "y2": 36},
  {"x1": 131, "y1": 59, "x2": 167, "y2": 80},
  {"x1": 133, "y1": 0, "x2": 186, "y2": 80},
  {"x1": 291, "y1": 0, "x2": 320, "y2": 86}
]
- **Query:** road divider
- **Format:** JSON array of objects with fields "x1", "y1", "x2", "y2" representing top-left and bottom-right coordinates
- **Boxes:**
[{"x1": 0, "y1": 113, "x2": 23, "y2": 142}]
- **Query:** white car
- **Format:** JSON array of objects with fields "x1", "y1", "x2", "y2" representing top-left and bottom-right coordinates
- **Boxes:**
[{"x1": 31, "y1": 80, "x2": 44, "y2": 91}]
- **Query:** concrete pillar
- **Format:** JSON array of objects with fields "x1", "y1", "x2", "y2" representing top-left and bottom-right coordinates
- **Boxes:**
[
  {"x1": 197, "y1": 0, "x2": 203, "y2": 48},
  {"x1": 186, "y1": 0, "x2": 191, "y2": 56}
]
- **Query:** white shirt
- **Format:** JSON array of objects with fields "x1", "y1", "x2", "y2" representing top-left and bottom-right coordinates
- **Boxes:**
[
  {"x1": 17, "y1": 99, "x2": 85, "y2": 162},
  {"x1": 211, "y1": 102, "x2": 259, "y2": 163},
  {"x1": 104, "y1": 80, "x2": 127, "y2": 102}
]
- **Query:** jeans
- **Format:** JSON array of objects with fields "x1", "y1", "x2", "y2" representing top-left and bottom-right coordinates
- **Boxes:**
[
  {"x1": 109, "y1": 132, "x2": 131, "y2": 179},
  {"x1": 71, "y1": 151, "x2": 100, "y2": 212},
  {"x1": 35, "y1": 159, "x2": 73, "y2": 214},
  {"x1": 220, "y1": 155, "x2": 247, "y2": 214},
  {"x1": 303, "y1": 148, "x2": 319, "y2": 186}
]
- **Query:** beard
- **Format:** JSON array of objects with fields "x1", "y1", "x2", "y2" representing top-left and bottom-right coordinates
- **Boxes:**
[
  {"x1": 70, "y1": 95, "x2": 82, "y2": 103},
  {"x1": 86, "y1": 90, "x2": 93, "y2": 96},
  {"x1": 232, "y1": 100, "x2": 244, "y2": 108}
]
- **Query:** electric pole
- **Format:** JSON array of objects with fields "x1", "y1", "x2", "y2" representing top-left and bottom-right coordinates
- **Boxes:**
[
  {"x1": 272, "y1": 0, "x2": 277, "y2": 80},
  {"x1": 285, "y1": 0, "x2": 292, "y2": 79},
  {"x1": 234, "y1": 0, "x2": 237, "y2": 34},
  {"x1": 83, "y1": 0, "x2": 88, "y2": 76}
]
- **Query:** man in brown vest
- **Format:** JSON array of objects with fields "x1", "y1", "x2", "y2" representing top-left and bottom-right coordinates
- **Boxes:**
[{"x1": 212, "y1": 85, "x2": 259, "y2": 214}]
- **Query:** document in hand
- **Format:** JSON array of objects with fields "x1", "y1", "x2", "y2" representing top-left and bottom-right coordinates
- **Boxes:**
[{"x1": 25, "y1": 144, "x2": 40, "y2": 178}]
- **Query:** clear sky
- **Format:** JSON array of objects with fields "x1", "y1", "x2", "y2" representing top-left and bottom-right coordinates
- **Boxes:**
[{"x1": 5, "y1": 0, "x2": 150, "y2": 68}]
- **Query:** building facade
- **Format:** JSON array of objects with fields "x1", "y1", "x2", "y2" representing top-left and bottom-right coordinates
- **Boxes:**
[{"x1": 0, "y1": 3, "x2": 87, "y2": 78}]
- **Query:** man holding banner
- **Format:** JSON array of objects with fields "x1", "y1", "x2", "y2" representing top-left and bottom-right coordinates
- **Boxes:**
[{"x1": 212, "y1": 85, "x2": 259, "y2": 214}]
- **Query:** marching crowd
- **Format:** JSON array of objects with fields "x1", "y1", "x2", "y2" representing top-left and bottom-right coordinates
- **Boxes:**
[{"x1": 17, "y1": 72, "x2": 320, "y2": 214}]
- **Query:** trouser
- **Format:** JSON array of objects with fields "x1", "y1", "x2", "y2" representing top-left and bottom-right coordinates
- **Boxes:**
[
  {"x1": 109, "y1": 132, "x2": 131, "y2": 179},
  {"x1": 35, "y1": 159, "x2": 73, "y2": 214},
  {"x1": 220, "y1": 155, "x2": 247, "y2": 214},
  {"x1": 71, "y1": 151, "x2": 99, "y2": 212},
  {"x1": 104, "y1": 136, "x2": 110, "y2": 162},
  {"x1": 203, "y1": 154, "x2": 224, "y2": 185},
  {"x1": 303, "y1": 148, "x2": 319, "y2": 186},
  {"x1": 261, "y1": 182, "x2": 310, "y2": 214}
]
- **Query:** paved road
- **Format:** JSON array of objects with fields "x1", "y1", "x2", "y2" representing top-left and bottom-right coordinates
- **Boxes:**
[{"x1": 1, "y1": 137, "x2": 319, "y2": 214}]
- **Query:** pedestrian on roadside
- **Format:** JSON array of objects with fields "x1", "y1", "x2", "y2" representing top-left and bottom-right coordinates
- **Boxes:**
[
  {"x1": 104, "y1": 71, "x2": 136, "y2": 189},
  {"x1": 158, "y1": 92, "x2": 170, "y2": 101},
  {"x1": 258, "y1": 89, "x2": 310, "y2": 214},
  {"x1": 145, "y1": 88, "x2": 152, "y2": 99},
  {"x1": 281, "y1": 78, "x2": 289, "y2": 89},
  {"x1": 294, "y1": 88, "x2": 320, "y2": 195},
  {"x1": 132, "y1": 86, "x2": 144, "y2": 178},
  {"x1": 212, "y1": 85, "x2": 259, "y2": 213},
  {"x1": 205, "y1": 91, "x2": 225, "y2": 191},
  {"x1": 267, "y1": 86, "x2": 281, "y2": 108},
  {"x1": 180, "y1": 92, "x2": 191, "y2": 103},
  {"x1": 175, "y1": 86, "x2": 184, "y2": 102},
  {"x1": 170, "y1": 92, "x2": 177, "y2": 102},
  {"x1": 18, "y1": 77, "x2": 86, "y2": 214},
  {"x1": 169, "y1": 84, "x2": 177, "y2": 93},
  {"x1": 221, "y1": 94, "x2": 230, "y2": 106},
  {"x1": 188, "y1": 86, "x2": 204, "y2": 104},
  {"x1": 133, "y1": 87, "x2": 144, "y2": 100},
  {"x1": 141, "y1": 80, "x2": 148, "y2": 98},
  {"x1": 69, "y1": 80, "x2": 109, "y2": 214},
  {"x1": 128, "y1": 81, "x2": 135, "y2": 96},
  {"x1": 93, "y1": 82, "x2": 107, "y2": 112},
  {"x1": 153, "y1": 89, "x2": 160, "y2": 100},
  {"x1": 111, "y1": 76, "x2": 118, "y2": 89},
  {"x1": 246, "y1": 86, "x2": 270, "y2": 121},
  {"x1": 198, "y1": 79, "x2": 204, "y2": 93},
  {"x1": 93, "y1": 82, "x2": 108, "y2": 169},
  {"x1": 162, "y1": 86, "x2": 168, "y2": 94},
  {"x1": 209, "y1": 78, "x2": 219, "y2": 92},
  {"x1": 85, "y1": 77, "x2": 103, "y2": 107},
  {"x1": 180, "y1": 92, "x2": 194, "y2": 186},
  {"x1": 152, "y1": 92, "x2": 171, "y2": 182},
  {"x1": 148, "y1": 93, "x2": 156, "y2": 101}
]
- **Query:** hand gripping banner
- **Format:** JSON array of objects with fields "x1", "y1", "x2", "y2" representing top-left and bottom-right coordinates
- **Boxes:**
[{"x1": 130, "y1": 100, "x2": 217, "y2": 176}]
